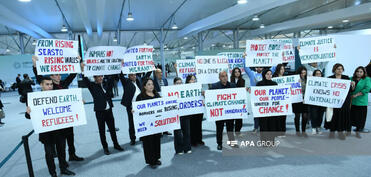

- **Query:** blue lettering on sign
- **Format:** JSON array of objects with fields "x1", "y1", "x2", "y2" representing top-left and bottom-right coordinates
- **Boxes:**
[
  {"x1": 138, "y1": 127, "x2": 147, "y2": 132},
  {"x1": 179, "y1": 100, "x2": 203, "y2": 109}
]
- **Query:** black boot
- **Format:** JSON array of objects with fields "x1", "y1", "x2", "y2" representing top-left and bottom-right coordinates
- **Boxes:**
[
  {"x1": 69, "y1": 154, "x2": 84, "y2": 161},
  {"x1": 61, "y1": 168, "x2": 75, "y2": 176}
]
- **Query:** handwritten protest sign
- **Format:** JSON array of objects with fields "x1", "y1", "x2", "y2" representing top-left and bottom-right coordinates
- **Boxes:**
[
  {"x1": 27, "y1": 88, "x2": 87, "y2": 134},
  {"x1": 245, "y1": 40, "x2": 282, "y2": 67},
  {"x1": 195, "y1": 56, "x2": 229, "y2": 84},
  {"x1": 83, "y1": 46, "x2": 125, "y2": 76},
  {"x1": 217, "y1": 52, "x2": 245, "y2": 74},
  {"x1": 272, "y1": 39, "x2": 295, "y2": 63},
  {"x1": 161, "y1": 83, "x2": 204, "y2": 116},
  {"x1": 35, "y1": 39, "x2": 81, "y2": 75},
  {"x1": 272, "y1": 75, "x2": 303, "y2": 103},
  {"x1": 205, "y1": 88, "x2": 248, "y2": 121},
  {"x1": 122, "y1": 45, "x2": 155, "y2": 74},
  {"x1": 250, "y1": 86, "x2": 292, "y2": 117},
  {"x1": 176, "y1": 59, "x2": 196, "y2": 80},
  {"x1": 299, "y1": 36, "x2": 336, "y2": 64},
  {"x1": 304, "y1": 77, "x2": 350, "y2": 108},
  {"x1": 133, "y1": 97, "x2": 180, "y2": 138}
]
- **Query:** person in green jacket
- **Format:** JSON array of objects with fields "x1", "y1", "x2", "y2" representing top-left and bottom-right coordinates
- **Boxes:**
[{"x1": 350, "y1": 66, "x2": 371, "y2": 138}]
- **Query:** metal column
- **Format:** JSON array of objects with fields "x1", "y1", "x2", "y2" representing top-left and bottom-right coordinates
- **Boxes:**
[
  {"x1": 19, "y1": 33, "x2": 25, "y2": 54},
  {"x1": 160, "y1": 28, "x2": 166, "y2": 78}
]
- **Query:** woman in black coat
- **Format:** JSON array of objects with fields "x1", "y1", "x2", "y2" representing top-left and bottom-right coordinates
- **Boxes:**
[
  {"x1": 136, "y1": 78, "x2": 162, "y2": 169},
  {"x1": 230, "y1": 67, "x2": 246, "y2": 136},
  {"x1": 256, "y1": 69, "x2": 280, "y2": 144},
  {"x1": 272, "y1": 64, "x2": 287, "y2": 136},
  {"x1": 325, "y1": 63, "x2": 352, "y2": 140}
]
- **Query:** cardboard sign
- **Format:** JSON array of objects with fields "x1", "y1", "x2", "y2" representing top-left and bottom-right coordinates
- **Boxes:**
[
  {"x1": 132, "y1": 97, "x2": 180, "y2": 138},
  {"x1": 176, "y1": 59, "x2": 196, "y2": 80},
  {"x1": 217, "y1": 52, "x2": 245, "y2": 74},
  {"x1": 121, "y1": 45, "x2": 155, "y2": 74},
  {"x1": 195, "y1": 56, "x2": 229, "y2": 84},
  {"x1": 161, "y1": 83, "x2": 204, "y2": 116},
  {"x1": 304, "y1": 77, "x2": 350, "y2": 108},
  {"x1": 299, "y1": 36, "x2": 336, "y2": 64},
  {"x1": 272, "y1": 75, "x2": 303, "y2": 103},
  {"x1": 83, "y1": 46, "x2": 125, "y2": 76},
  {"x1": 272, "y1": 39, "x2": 295, "y2": 63},
  {"x1": 27, "y1": 88, "x2": 87, "y2": 134},
  {"x1": 250, "y1": 86, "x2": 292, "y2": 117},
  {"x1": 35, "y1": 39, "x2": 81, "y2": 75},
  {"x1": 245, "y1": 40, "x2": 283, "y2": 67},
  {"x1": 205, "y1": 88, "x2": 248, "y2": 121}
]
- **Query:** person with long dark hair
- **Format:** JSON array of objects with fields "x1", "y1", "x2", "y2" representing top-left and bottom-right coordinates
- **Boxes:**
[
  {"x1": 230, "y1": 68, "x2": 245, "y2": 136},
  {"x1": 173, "y1": 77, "x2": 192, "y2": 155},
  {"x1": 309, "y1": 70, "x2": 326, "y2": 135},
  {"x1": 293, "y1": 66, "x2": 309, "y2": 137},
  {"x1": 350, "y1": 66, "x2": 371, "y2": 138},
  {"x1": 186, "y1": 74, "x2": 205, "y2": 146},
  {"x1": 136, "y1": 78, "x2": 162, "y2": 169},
  {"x1": 256, "y1": 69, "x2": 280, "y2": 144},
  {"x1": 272, "y1": 64, "x2": 287, "y2": 136},
  {"x1": 325, "y1": 63, "x2": 352, "y2": 140}
]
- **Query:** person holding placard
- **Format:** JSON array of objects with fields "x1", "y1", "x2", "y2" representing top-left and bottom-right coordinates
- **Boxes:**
[
  {"x1": 25, "y1": 77, "x2": 75, "y2": 177},
  {"x1": 325, "y1": 63, "x2": 352, "y2": 140},
  {"x1": 211, "y1": 71, "x2": 237, "y2": 150},
  {"x1": 309, "y1": 70, "x2": 326, "y2": 135},
  {"x1": 152, "y1": 69, "x2": 172, "y2": 136},
  {"x1": 119, "y1": 67, "x2": 152, "y2": 145},
  {"x1": 256, "y1": 69, "x2": 281, "y2": 144},
  {"x1": 80, "y1": 63, "x2": 124, "y2": 155},
  {"x1": 350, "y1": 66, "x2": 371, "y2": 138},
  {"x1": 243, "y1": 53, "x2": 277, "y2": 133},
  {"x1": 272, "y1": 64, "x2": 287, "y2": 136},
  {"x1": 292, "y1": 66, "x2": 309, "y2": 137},
  {"x1": 185, "y1": 75, "x2": 205, "y2": 146},
  {"x1": 32, "y1": 56, "x2": 84, "y2": 162},
  {"x1": 136, "y1": 78, "x2": 162, "y2": 169},
  {"x1": 172, "y1": 77, "x2": 192, "y2": 155},
  {"x1": 230, "y1": 68, "x2": 246, "y2": 136}
]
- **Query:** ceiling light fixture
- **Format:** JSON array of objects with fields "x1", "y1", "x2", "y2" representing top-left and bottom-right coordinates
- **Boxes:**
[
  {"x1": 252, "y1": 15, "x2": 260, "y2": 21},
  {"x1": 126, "y1": 0, "x2": 134, "y2": 21},
  {"x1": 171, "y1": 23, "x2": 178, "y2": 30},
  {"x1": 342, "y1": 19, "x2": 349, "y2": 23},
  {"x1": 18, "y1": 0, "x2": 31, "y2": 2},
  {"x1": 184, "y1": 37, "x2": 188, "y2": 40},
  {"x1": 328, "y1": 26, "x2": 333, "y2": 29},
  {"x1": 61, "y1": 25, "x2": 68, "y2": 32},
  {"x1": 260, "y1": 24, "x2": 265, "y2": 29},
  {"x1": 237, "y1": 0, "x2": 247, "y2": 4},
  {"x1": 32, "y1": 40, "x2": 36, "y2": 45}
]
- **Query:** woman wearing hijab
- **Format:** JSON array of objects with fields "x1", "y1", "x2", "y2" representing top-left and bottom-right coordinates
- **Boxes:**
[{"x1": 256, "y1": 69, "x2": 281, "y2": 144}]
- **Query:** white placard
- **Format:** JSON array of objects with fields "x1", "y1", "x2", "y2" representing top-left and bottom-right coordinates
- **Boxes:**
[
  {"x1": 27, "y1": 88, "x2": 87, "y2": 134},
  {"x1": 299, "y1": 36, "x2": 336, "y2": 64},
  {"x1": 304, "y1": 77, "x2": 350, "y2": 108},
  {"x1": 35, "y1": 39, "x2": 81, "y2": 75},
  {"x1": 205, "y1": 88, "x2": 248, "y2": 121},
  {"x1": 217, "y1": 52, "x2": 245, "y2": 74},
  {"x1": 176, "y1": 59, "x2": 196, "y2": 80},
  {"x1": 133, "y1": 97, "x2": 180, "y2": 138},
  {"x1": 121, "y1": 45, "x2": 155, "y2": 74},
  {"x1": 245, "y1": 40, "x2": 283, "y2": 67},
  {"x1": 83, "y1": 46, "x2": 126, "y2": 76},
  {"x1": 195, "y1": 56, "x2": 229, "y2": 84},
  {"x1": 161, "y1": 83, "x2": 204, "y2": 116},
  {"x1": 250, "y1": 86, "x2": 292, "y2": 117},
  {"x1": 272, "y1": 75, "x2": 303, "y2": 103}
]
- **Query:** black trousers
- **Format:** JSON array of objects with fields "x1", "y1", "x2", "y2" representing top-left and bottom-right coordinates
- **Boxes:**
[
  {"x1": 66, "y1": 128, "x2": 75, "y2": 156},
  {"x1": 309, "y1": 106, "x2": 324, "y2": 128},
  {"x1": 351, "y1": 105, "x2": 368, "y2": 131},
  {"x1": 174, "y1": 116, "x2": 191, "y2": 153},
  {"x1": 141, "y1": 134, "x2": 161, "y2": 165},
  {"x1": 126, "y1": 106, "x2": 136, "y2": 141},
  {"x1": 234, "y1": 119, "x2": 243, "y2": 132},
  {"x1": 95, "y1": 109, "x2": 119, "y2": 149},
  {"x1": 190, "y1": 114, "x2": 203, "y2": 144},
  {"x1": 43, "y1": 136, "x2": 67, "y2": 175},
  {"x1": 216, "y1": 120, "x2": 235, "y2": 145}
]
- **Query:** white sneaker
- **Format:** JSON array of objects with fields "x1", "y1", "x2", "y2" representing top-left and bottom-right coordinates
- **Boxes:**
[
  {"x1": 186, "y1": 150, "x2": 192, "y2": 154},
  {"x1": 312, "y1": 128, "x2": 317, "y2": 135},
  {"x1": 316, "y1": 128, "x2": 322, "y2": 134},
  {"x1": 177, "y1": 152, "x2": 184, "y2": 155}
]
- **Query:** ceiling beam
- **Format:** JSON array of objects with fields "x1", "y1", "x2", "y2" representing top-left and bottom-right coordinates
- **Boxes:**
[
  {"x1": 0, "y1": 4, "x2": 52, "y2": 38},
  {"x1": 177, "y1": 0, "x2": 297, "y2": 37},
  {"x1": 248, "y1": 2, "x2": 371, "y2": 37},
  {"x1": 75, "y1": 0, "x2": 93, "y2": 36}
]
